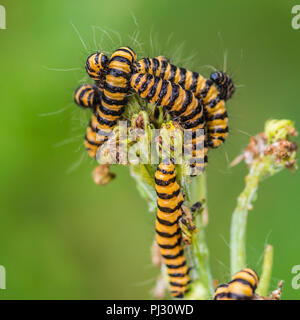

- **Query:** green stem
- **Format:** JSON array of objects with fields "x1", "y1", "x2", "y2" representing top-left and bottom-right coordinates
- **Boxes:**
[
  {"x1": 256, "y1": 244, "x2": 274, "y2": 297},
  {"x1": 191, "y1": 221, "x2": 214, "y2": 298},
  {"x1": 230, "y1": 161, "x2": 267, "y2": 275},
  {"x1": 185, "y1": 173, "x2": 214, "y2": 299}
]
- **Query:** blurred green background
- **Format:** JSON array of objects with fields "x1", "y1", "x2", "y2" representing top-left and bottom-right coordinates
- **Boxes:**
[{"x1": 0, "y1": 0, "x2": 299, "y2": 299}]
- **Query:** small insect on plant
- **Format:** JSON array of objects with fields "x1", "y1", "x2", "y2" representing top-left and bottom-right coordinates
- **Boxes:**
[{"x1": 72, "y1": 42, "x2": 298, "y2": 300}]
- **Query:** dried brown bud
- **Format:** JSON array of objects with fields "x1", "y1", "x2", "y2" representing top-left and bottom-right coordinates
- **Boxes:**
[
  {"x1": 264, "y1": 139, "x2": 298, "y2": 171},
  {"x1": 270, "y1": 280, "x2": 284, "y2": 300},
  {"x1": 244, "y1": 133, "x2": 268, "y2": 165},
  {"x1": 253, "y1": 280, "x2": 283, "y2": 300},
  {"x1": 230, "y1": 120, "x2": 298, "y2": 171},
  {"x1": 134, "y1": 114, "x2": 145, "y2": 130},
  {"x1": 92, "y1": 165, "x2": 115, "y2": 186},
  {"x1": 230, "y1": 133, "x2": 268, "y2": 167}
]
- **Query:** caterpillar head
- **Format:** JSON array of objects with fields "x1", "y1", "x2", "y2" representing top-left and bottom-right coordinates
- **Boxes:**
[
  {"x1": 210, "y1": 71, "x2": 235, "y2": 101},
  {"x1": 74, "y1": 84, "x2": 101, "y2": 111},
  {"x1": 85, "y1": 52, "x2": 109, "y2": 81}
]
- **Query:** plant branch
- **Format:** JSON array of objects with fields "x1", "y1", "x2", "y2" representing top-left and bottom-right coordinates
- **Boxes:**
[
  {"x1": 230, "y1": 161, "x2": 267, "y2": 275},
  {"x1": 230, "y1": 119, "x2": 297, "y2": 277},
  {"x1": 184, "y1": 173, "x2": 214, "y2": 299},
  {"x1": 256, "y1": 244, "x2": 274, "y2": 297}
]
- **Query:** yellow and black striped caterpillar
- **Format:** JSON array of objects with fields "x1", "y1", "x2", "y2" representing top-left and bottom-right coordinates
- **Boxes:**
[
  {"x1": 84, "y1": 114, "x2": 108, "y2": 159},
  {"x1": 74, "y1": 47, "x2": 137, "y2": 159},
  {"x1": 134, "y1": 57, "x2": 235, "y2": 149},
  {"x1": 155, "y1": 161, "x2": 190, "y2": 298},
  {"x1": 74, "y1": 83, "x2": 101, "y2": 111},
  {"x1": 214, "y1": 268, "x2": 259, "y2": 300},
  {"x1": 96, "y1": 46, "x2": 137, "y2": 132},
  {"x1": 130, "y1": 73, "x2": 207, "y2": 176},
  {"x1": 86, "y1": 52, "x2": 109, "y2": 85},
  {"x1": 210, "y1": 71, "x2": 235, "y2": 101},
  {"x1": 73, "y1": 84, "x2": 111, "y2": 159}
]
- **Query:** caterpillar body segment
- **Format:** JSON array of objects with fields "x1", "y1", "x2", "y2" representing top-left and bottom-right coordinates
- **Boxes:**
[
  {"x1": 73, "y1": 84, "x2": 113, "y2": 159},
  {"x1": 84, "y1": 114, "x2": 110, "y2": 159},
  {"x1": 156, "y1": 56, "x2": 169, "y2": 63},
  {"x1": 73, "y1": 83, "x2": 118, "y2": 159},
  {"x1": 196, "y1": 77, "x2": 230, "y2": 149},
  {"x1": 210, "y1": 71, "x2": 235, "y2": 101},
  {"x1": 228, "y1": 268, "x2": 259, "y2": 300},
  {"x1": 101, "y1": 47, "x2": 137, "y2": 122},
  {"x1": 74, "y1": 84, "x2": 101, "y2": 111},
  {"x1": 135, "y1": 57, "x2": 235, "y2": 102},
  {"x1": 134, "y1": 57, "x2": 234, "y2": 149},
  {"x1": 214, "y1": 268, "x2": 259, "y2": 300},
  {"x1": 86, "y1": 52, "x2": 109, "y2": 82},
  {"x1": 130, "y1": 73, "x2": 207, "y2": 175},
  {"x1": 214, "y1": 284, "x2": 232, "y2": 300},
  {"x1": 79, "y1": 47, "x2": 137, "y2": 160},
  {"x1": 134, "y1": 57, "x2": 208, "y2": 94},
  {"x1": 184, "y1": 129, "x2": 207, "y2": 176},
  {"x1": 130, "y1": 73, "x2": 205, "y2": 127},
  {"x1": 155, "y1": 161, "x2": 190, "y2": 298},
  {"x1": 87, "y1": 47, "x2": 137, "y2": 159},
  {"x1": 87, "y1": 97, "x2": 123, "y2": 160},
  {"x1": 204, "y1": 98, "x2": 228, "y2": 149}
]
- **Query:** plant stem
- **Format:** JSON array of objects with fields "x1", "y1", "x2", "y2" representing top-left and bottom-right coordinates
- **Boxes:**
[
  {"x1": 186, "y1": 173, "x2": 214, "y2": 299},
  {"x1": 230, "y1": 161, "x2": 266, "y2": 275},
  {"x1": 230, "y1": 119, "x2": 297, "y2": 279},
  {"x1": 256, "y1": 244, "x2": 274, "y2": 297},
  {"x1": 191, "y1": 221, "x2": 214, "y2": 298},
  {"x1": 230, "y1": 161, "x2": 268, "y2": 275}
]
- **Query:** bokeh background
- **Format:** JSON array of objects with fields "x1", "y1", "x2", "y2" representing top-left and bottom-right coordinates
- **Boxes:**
[{"x1": 0, "y1": 0, "x2": 299, "y2": 299}]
